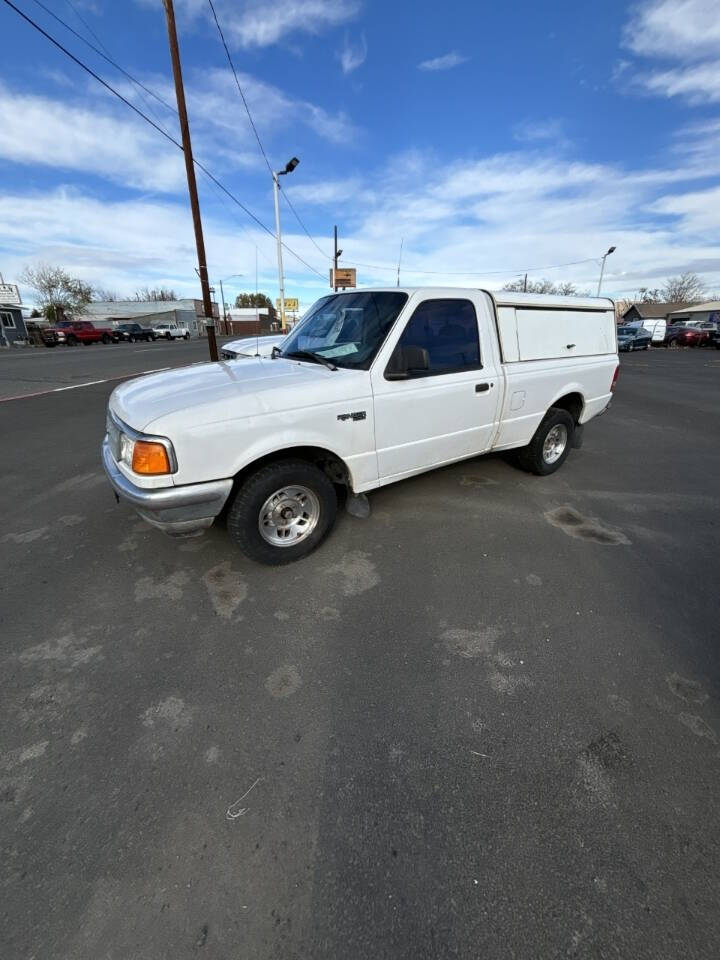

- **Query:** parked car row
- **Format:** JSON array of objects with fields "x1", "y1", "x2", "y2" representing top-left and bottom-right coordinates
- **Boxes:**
[
  {"x1": 618, "y1": 320, "x2": 719, "y2": 351},
  {"x1": 41, "y1": 320, "x2": 192, "y2": 347}
]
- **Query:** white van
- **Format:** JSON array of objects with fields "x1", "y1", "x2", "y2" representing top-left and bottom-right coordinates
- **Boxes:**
[
  {"x1": 625, "y1": 318, "x2": 666, "y2": 343},
  {"x1": 103, "y1": 289, "x2": 619, "y2": 563}
]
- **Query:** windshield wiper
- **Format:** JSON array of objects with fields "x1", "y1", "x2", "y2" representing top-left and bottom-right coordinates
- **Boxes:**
[{"x1": 284, "y1": 349, "x2": 338, "y2": 371}]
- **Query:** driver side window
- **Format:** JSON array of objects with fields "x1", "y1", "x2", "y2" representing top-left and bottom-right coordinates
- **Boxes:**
[{"x1": 387, "y1": 298, "x2": 481, "y2": 377}]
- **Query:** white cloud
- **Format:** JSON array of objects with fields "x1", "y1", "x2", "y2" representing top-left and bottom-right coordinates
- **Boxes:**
[
  {"x1": 623, "y1": 0, "x2": 720, "y2": 60},
  {"x1": 166, "y1": 0, "x2": 361, "y2": 48},
  {"x1": 0, "y1": 84, "x2": 186, "y2": 193},
  {"x1": 621, "y1": 0, "x2": 720, "y2": 103},
  {"x1": 4, "y1": 113, "x2": 720, "y2": 305},
  {"x1": 637, "y1": 61, "x2": 720, "y2": 103},
  {"x1": 336, "y1": 32, "x2": 367, "y2": 74},
  {"x1": 513, "y1": 119, "x2": 568, "y2": 146},
  {"x1": 418, "y1": 52, "x2": 469, "y2": 72}
]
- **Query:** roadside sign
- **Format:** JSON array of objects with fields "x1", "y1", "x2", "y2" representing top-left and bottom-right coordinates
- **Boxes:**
[
  {"x1": 330, "y1": 268, "x2": 356, "y2": 289},
  {"x1": 276, "y1": 298, "x2": 299, "y2": 312},
  {"x1": 0, "y1": 283, "x2": 21, "y2": 305}
]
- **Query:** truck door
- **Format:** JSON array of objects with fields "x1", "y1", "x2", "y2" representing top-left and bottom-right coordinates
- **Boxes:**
[{"x1": 371, "y1": 294, "x2": 501, "y2": 481}]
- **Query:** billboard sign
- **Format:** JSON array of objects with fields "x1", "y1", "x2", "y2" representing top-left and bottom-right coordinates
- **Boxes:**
[
  {"x1": 330, "y1": 268, "x2": 356, "y2": 288},
  {"x1": 0, "y1": 283, "x2": 21, "y2": 305},
  {"x1": 276, "y1": 298, "x2": 299, "y2": 312}
]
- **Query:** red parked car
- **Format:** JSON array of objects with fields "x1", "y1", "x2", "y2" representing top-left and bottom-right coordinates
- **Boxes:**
[
  {"x1": 41, "y1": 320, "x2": 117, "y2": 347},
  {"x1": 675, "y1": 327, "x2": 712, "y2": 347}
]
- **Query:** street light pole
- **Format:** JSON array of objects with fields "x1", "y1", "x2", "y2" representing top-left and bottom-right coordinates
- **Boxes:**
[
  {"x1": 162, "y1": 0, "x2": 217, "y2": 361},
  {"x1": 272, "y1": 171, "x2": 286, "y2": 332},
  {"x1": 272, "y1": 157, "x2": 299, "y2": 332},
  {"x1": 597, "y1": 245, "x2": 616, "y2": 297}
]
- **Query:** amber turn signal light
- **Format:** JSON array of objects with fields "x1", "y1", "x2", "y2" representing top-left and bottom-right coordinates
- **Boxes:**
[{"x1": 132, "y1": 440, "x2": 171, "y2": 475}]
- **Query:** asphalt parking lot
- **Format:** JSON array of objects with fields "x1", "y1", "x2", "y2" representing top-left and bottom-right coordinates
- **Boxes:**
[{"x1": 2, "y1": 343, "x2": 719, "y2": 960}]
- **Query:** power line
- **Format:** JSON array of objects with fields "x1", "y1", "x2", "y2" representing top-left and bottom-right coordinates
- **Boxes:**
[
  {"x1": 30, "y1": 0, "x2": 177, "y2": 120},
  {"x1": 280, "y1": 188, "x2": 333, "y2": 261},
  {"x1": 206, "y1": 0, "x2": 333, "y2": 263},
  {"x1": 343, "y1": 255, "x2": 602, "y2": 278},
  {"x1": 206, "y1": 0, "x2": 272, "y2": 177},
  {"x1": 3, "y1": 0, "x2": 327, "y2": 280}
]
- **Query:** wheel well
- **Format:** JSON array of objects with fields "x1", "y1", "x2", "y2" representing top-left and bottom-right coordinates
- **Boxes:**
[
  {"x1": 551, "y1": 392, "x2": 584, "y2": 423},
  {"x1": 228, "y1": 446, "x2": 351, "y2": 502}
]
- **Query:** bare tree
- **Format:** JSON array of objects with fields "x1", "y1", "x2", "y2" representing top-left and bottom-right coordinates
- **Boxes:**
[
  {"x1": 94, "y1": 288, "x2": 121, "y2": 302},
  {"x1": 661, "y1": 272, "x2": 705, "y2": 303},
  {"x1": 133, "y1": 287, "x2": 179, "y2": 302},
  {"x1": 501, "y1": 278, "x2": 589, "y2": 296},
  {"x1": 19, "y1": 263, "x2": 94, "y2": 321}
]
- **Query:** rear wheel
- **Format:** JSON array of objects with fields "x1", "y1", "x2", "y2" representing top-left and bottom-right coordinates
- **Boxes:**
[
  {"x1": 516, "y1": 408, "x2": 575, "y2": 476},
  {"x1": 102, "y1": 333, "x2": 111, "y2": 344},
  {"x1": 227, "y1": 459, "x2": 337, "y2": 565},
  {"x1": 66, "y1": 335, "x2": 78, "y2": 346},
  {"x1": 166, "y1": 332, "x2": 172, "y2": 340},
  {"x1": 184, "y1": 332, "x2": 190, "y2": 340}
]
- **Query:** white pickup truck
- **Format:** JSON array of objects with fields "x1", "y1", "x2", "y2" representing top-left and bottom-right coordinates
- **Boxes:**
[
  {"x1": 102, "y1": 288, "x2": 618, "y2": 564},
  {"x1": 154, "y1": 322, "x2": 190, "y2": 340}
]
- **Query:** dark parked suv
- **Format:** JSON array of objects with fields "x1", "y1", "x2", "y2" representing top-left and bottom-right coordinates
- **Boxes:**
[{"x1": 114, "y1": 323, "x2": 156, "y2": 342}]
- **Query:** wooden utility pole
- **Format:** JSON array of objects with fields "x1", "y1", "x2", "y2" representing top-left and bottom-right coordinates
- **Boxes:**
[
  {"x1": 162, "y1": 0, "x2": 218, "y2": 361},
  {"x1": 333, "y1": 225, "x2": 339, "y2": 292}
]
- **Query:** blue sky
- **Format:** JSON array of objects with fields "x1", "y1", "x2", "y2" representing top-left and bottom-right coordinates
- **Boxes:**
[{"x1": 2, "y1": 0, "x2": 719, "y2": 309}]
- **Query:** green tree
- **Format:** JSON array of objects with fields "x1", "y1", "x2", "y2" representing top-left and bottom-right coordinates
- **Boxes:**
[{"x1": 234, "y1": 292, "x2": 276, "y2": 319}]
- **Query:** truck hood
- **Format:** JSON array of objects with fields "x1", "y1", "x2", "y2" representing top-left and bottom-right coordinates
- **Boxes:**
[{"x1": 110, "y1": 357, "x2": 371, "y2": 432}]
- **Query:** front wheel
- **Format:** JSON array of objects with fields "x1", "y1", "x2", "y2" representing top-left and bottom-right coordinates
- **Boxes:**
[
  {"x1": 165, "y1": 332, "x2": 172, "y2": 340},
  {"x1": 66, "y1": 335, "x2": 78, "y2": 346},
  {"x1": 184, "y1": 332, "x2": 190, "y2": 340},
  {"x1": 516, "y1": 408, "x2": 575, "y2": 476},
  {"x1": 227, "y1": 459, "x2": 337, "y2": 565},
  {"x1": 102, "y1": 333, "x2": 111, "y2": 344}
]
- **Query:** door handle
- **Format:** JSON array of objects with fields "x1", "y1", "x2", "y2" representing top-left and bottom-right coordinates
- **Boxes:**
[
  {"x1": 475, "y1": 382, "x2": 491, "y2": 393},
  {"x1": 566, "y1": 343, "x2": 576, "y2": 349}
]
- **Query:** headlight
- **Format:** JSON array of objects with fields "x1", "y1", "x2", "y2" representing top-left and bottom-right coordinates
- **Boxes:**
[
  {"x1": 110, "y1": 413, "x2": 175, "y2": 476},
  {"x1": 120, "y1": 433, "x2": 135, "y2": 464}
]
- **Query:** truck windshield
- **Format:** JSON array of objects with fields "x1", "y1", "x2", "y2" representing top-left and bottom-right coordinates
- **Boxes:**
[{"x1": 279, "y1": 292, "x2": 408, "y2": 370}]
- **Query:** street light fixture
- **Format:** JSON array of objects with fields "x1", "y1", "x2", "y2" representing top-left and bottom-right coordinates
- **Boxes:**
[
  {"x1": 273, "y1": 157, "x2": 300, "y2": 331},
  {"x1": 597, "y1": 246, "x2": 616, "y2": 296}
]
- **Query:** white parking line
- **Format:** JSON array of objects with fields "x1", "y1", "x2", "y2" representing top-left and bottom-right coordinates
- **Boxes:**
[{"x1": 0, "y1": 367, "x2": 172, "y2": 403}]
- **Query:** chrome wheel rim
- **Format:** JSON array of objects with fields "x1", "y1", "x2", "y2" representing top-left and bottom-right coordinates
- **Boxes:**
[
  {"x1": 543, "y1": 424, "x2": 568, "y2": 464},
  {"x1": 258, "y1": 485, "x2": 320, "y2": 547}
]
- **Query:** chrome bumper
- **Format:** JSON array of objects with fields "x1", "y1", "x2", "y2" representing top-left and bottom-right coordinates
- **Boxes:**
[{"x1": 102, "y1": 439, "x2": 233, "y2": 535}]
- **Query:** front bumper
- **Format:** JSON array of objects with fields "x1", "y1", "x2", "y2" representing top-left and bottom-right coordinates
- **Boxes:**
[{"x1": 102, "y1": 439, "x2": 233, "y2": 536}]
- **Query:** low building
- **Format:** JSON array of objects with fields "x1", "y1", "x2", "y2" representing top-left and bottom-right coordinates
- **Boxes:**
[
  {"x1": 0, "y1": 303, "x2": 27, "y2": 346},
  {"x1": 221, "y1": 307, "x2": 277, "y2": 335},
  {"x1": 666, "y1": 301, "x2": 720, "y2": 325},
  {"x1": 83, "y1": 299, "x2": 219, "y2": 337},
  {"x1": 621, "y1": 302, "x2": 689, "y2": 325}
]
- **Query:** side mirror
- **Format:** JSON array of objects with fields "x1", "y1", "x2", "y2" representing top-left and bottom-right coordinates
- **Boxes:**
[{"x1": 386, "y1": 345, "x2": 430, "y2": 380}]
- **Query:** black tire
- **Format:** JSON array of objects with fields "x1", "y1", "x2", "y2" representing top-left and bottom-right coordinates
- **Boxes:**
[
  {"x1": 66, "y1": 335, "x2": 78, "y2": 346},
  {"x1": 227, "y1": 459, "x2": 337, "y2": 565},
  {"x1": 184, "y1": 332, "x2": 190, "y2": 340},
  {"x1": 516, "y1": 408, "x2": 575, "y2": 476},
  {"x1": 166, "y1": 332, "x2": 172, "y2": 340}
]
